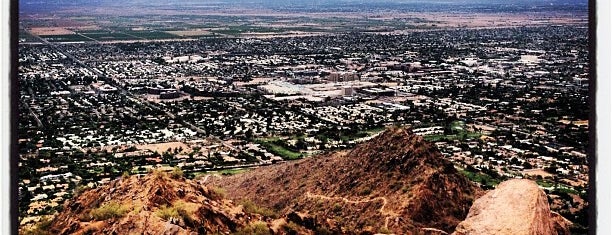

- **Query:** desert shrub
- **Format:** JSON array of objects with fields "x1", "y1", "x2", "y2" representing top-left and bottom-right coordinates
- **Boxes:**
[
  {"x1": 22, "y1": 228, "x2": 51, "y2": 235},
  {"x1": 78, "y1": 210, "x2": 93, "y2": 222},
  {"x1": 210, "y1": 186, "x2": 227, "y2": 200},
  {"x1": 314, "y1": 226, "x2": 333, "y2": 235},
  {"x1": 170, "y1": 167, "x2": 184, "y2": 179},
  {"x1": 156, "y1": 205, "x2": 180, "y2": 220},
  {"x1": 89, "y1": 201, "x2": 129, "y2": 221},
  {"x1": 36, "y1": 216, "x2": 52, "y2": 230},
  {"x1": 156, "y1": 201, "x2": 195, "y2": 225},
  {"x1": 233, "y1": 221, "x2": 271, "y2": 235},
  {"x1": 333, "y1": 203, "x2": 343, "y2": 212},
  {"x1": 359, "y1": 188, "x2": 372, "y2": 196},
  {"x1": 193, "y1": 174, "x2": 206, "y2": 181},
  {"x1": 152, "y1": 168, "x2": 166, "y2": 178},
  {"x1": 133, "y1": 205, "x2": 142, "y2": 215},
  {"x1": 240, "y1": 200, "x2": 278, "y2": 219},
  {"x1": 315, "y1": 199, "x2": 325, "y2": 209},
  {"x1": 281, "y1": 221, "x2": 302, "y2": 234},
  {"x1": 22, "y1": 216, "x2": 53, "y2": 235},
  {"x1": 122, "y1": 171, "x2": 130, "y2": 179},
  {"x1": 179, "y1": 209, "x2": 197, "y2": 227},
  {"x1": 73, "y1": 185, "x2": 89, "y2": 197},
  {"x1": 378, "y1": 227, "x2": 392, "y2": 234}
]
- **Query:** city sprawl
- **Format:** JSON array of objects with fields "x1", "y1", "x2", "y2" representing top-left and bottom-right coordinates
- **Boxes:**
[{"x1": 17, "y1": 1, "x2": 589, "y2": 230}]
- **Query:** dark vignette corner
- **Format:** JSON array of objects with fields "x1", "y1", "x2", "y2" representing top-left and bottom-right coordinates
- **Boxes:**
[
  {"x1": 10, "y1": 0, "x2": 20, "y2": 234},
  {"x1": 587, "y1": 0, "x2": 597, "y2": 234}
]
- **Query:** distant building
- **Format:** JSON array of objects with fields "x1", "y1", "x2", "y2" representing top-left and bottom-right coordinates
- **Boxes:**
[
  {"x1": 460, "y1": 58, "x2": 479, "y2": 67},
  {"x1": 327, "y1": 72, "x2": 359, "y2": 82},
  {"x1": 342, "y1": 86, "x2": 354, "y2": 96},
  {"x1": 361, "y1": 87, "x2": 395, "y2": 96},
  {"x1": 96, "y1": 84, "x2": 118, "y2": 94},
  {"x1": 40, "y1": 172, "x2": 73, "y2": 182},
  {"x1": 147, "y1": 86, "x2": 177, "y2": 95},
  {"x1": 163, "y1": 55, "x2": 204, "y2": 64},
  {"x1": 160, "y1": 91, "x2": 181, "y2": 99},
  {"x1": 50, "y1": 91, "x2": 71, "y2": 96}
]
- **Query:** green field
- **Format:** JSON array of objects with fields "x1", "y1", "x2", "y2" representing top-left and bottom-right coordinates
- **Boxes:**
[
  {"x1": 125, "y1": 31, "x2": 181, "y2": 39},
  {"x1": 338, "y1": 126, "x2": 386, "y2": 142},
  {"x1": 535, "y1": 180, "x2": 583, "y2": 196},
  {"x1": 255, "y1": 137, "x2": 303, "y2": 160},
  {"x1": 552, "y1": 186, "x2": 582, "y2": 196},
  {"x1": 75, "y1": 29, "x2": 113, "y2": 34},
  {"x1": 536, "y1": 179, "x2": 555, "y2": 188},
  {"x1": 423, "y1": 121, "x2": 481, "y2": 142},
  {"x1": 79, "y1": 32, "x2": 139, "y2": 41},
  {"x1": 459, "y1": 169, "x2": 501, "y2": 187}
]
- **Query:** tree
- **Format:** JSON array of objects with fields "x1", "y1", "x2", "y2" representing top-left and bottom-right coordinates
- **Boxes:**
[
  {"x1": 245, "y1": 129, "x2": 254, "y2": 140},
  {"x1": 296, "y1": 138, "x2": 308, "y2": 150},
  {"x1": 544, "y1": 164, "x2": 558, "y2": 174}
]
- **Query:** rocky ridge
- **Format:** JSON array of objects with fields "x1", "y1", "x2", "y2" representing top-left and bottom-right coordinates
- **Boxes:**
[
  {"x1": 36, "y1": 127, "x2": 572, "y2": 235},
  {"x1": 45, "y1": 171, "x2": 283, "y2": 235},
  {"x1": 208, "y1": 127, "x2": 483, "y2": 234}
]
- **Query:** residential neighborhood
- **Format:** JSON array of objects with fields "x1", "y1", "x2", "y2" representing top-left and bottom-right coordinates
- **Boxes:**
[{"x1": 18, "y1": 19, "x2": 588, "y2": 229}]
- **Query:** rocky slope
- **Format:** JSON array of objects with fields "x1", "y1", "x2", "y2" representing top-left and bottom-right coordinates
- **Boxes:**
[
  {"x1": 207, "y1": 127, "x2": 483, "y2": 234},
  {"x1": 44, "y1": 171, "x2": 302, "y2": 235},
  {"x1": 453, "y1": 179, "x2": 572, "y2": 235},
  {"x1": 38, "y1": 126, "x2": 572, "y2": 235}
]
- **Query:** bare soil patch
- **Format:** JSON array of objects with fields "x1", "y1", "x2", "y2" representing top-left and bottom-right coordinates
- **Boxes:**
[
  {"x1": 166, "y1": 30, "x2": 212, "y2": 36},
  {"x1": 135, "y1": 141, "x2": 192, "y2": 154},
  {"x1": 30, "y1": 27, "x2": 75, "y2": 36},
  {"x1": 522, "y1": 169, "x2": 554, "y2": 178}
]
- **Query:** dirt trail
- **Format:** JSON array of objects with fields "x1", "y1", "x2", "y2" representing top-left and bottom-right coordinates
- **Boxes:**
[
  {"x1": 200, "y1": 174, "x2": 222, "y2": 183},
  {"x1": 305, "y1": 191, "x2": 399, "y2": 228}
]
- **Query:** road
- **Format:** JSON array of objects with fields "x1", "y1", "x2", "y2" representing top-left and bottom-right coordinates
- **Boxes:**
[{"x1": 22, "y1": 101, "x2": 43, "y2": 128}]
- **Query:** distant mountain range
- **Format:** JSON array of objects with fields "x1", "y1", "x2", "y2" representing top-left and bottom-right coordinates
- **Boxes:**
[{"x1": 19, "y1": 0, "x2": 588, "y2": 14}]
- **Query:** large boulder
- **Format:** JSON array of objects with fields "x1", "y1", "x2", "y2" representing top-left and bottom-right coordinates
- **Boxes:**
[{"x1": 453, "y1": 179, "x2": 571, "y2": 235}]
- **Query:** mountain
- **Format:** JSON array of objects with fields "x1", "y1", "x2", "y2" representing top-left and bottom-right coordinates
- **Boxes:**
[
  {"x1": 453, "y1": 179, "x2": 572, "y2": 235},
  {"x1": 38, "y1": 127, "x2": 572, "y2": 235},
  {"x1": 19, "y1": 0, "x2": 588, "y2": 14},
  {"x1": 206, "y1": 127, "x2": 483, "y2": 234},
  {"x1": 44, "y1": 171, "x2": 296, "y2": 235}
]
